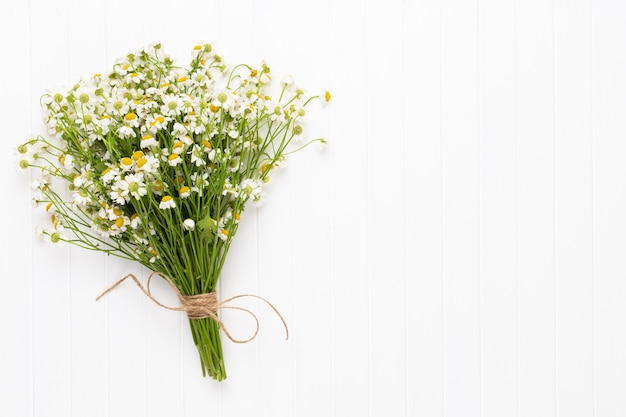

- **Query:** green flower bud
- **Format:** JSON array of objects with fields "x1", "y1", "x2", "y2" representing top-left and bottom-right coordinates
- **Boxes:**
[
  {"x1": 19, "y1": 160, "x2": 29, "y2": 169},
  {"x1": 50, "y1": 232, "x2": 61, "y2": 243}
]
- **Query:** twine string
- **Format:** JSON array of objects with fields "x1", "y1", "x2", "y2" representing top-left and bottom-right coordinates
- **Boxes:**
[{"x1": 96, "y1": 272, "x2": 289, "y2": 344}]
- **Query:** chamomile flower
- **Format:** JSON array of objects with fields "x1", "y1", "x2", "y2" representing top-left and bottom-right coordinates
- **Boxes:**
[
  {"x1": 101, "y1": 166, "x2": 120, "y2": 184},
  {"x1": 73, "y1": 189, "x2": 93, "y2": 206},
  {"x1": 217, "y1": 227, "x2": 229, "y2": 241},
  {"x1": 240, "y1": 179, "x2": 263, "y2": 201},
  {"x1": 130, "y1": 213, "x2": 141, "y2": 229},
  {"x1": 117, "y1": 124, "x2": 136, "y2": 139},
  {"x1": 183, "y1": 218, "x2": 195, "y2": 231},
  {"x1": 159, "y1": 195, "x2": 176, "y2": 210},
  {"x1": 124, "y1": 173, "x2": 147, "y2": 199},
  {"x1": 140, "y1": 134, "x2": 158, "y2": 148},
  {"x1": 222, "y1": 178, "x2": 239, "y2": 198},
  {"x1": 167, "y1": 153, "x2": 182, "y2": 167},
  {"x1": 161, "y1": 94, "x2": 183, "y2": 117},
  {"x1": 190, "y1": 144, "x2": 205, "y2": 166},
  {"x1": 179, "y1": 186, "x2": 191, "y2": 198},
  {"x1": 190, "y1": 172, "x2": 209, "y2": 195}
]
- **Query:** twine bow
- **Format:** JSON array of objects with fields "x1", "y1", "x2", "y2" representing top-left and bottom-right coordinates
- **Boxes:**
[{"x1": 96, "y1": 272, "x2": 289, "y2": 344}]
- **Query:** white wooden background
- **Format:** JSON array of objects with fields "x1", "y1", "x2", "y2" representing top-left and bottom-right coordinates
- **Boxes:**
[{"x1": 1, "y1": 0, "x2": 626, "y2": 416}]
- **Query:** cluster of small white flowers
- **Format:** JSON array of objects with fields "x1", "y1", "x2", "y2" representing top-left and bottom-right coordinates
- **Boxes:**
[{"x1": 19, "y1": 43, "x2": 329, "y2": 265}]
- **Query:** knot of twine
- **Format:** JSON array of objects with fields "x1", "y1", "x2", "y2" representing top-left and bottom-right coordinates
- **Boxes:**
[{"x1": 96, "y1": 272, "x2": 288, "y2": 344}]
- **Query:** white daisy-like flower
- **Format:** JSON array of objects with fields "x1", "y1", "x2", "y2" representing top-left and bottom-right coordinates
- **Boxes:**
[
  {"x1": 190, "y1": 145, "x2": 205, "y2": 166},
  {"x1": 217, "y1": 227, "x2": 229, "y2": 241},
  {"x1": 101, "y1": 166, "x2": 120, "y2": 184},
  {"x1": 117, "y1": 125, "x2": 136, "y2": 139},
  {"x1": 31, "y1": 177, "x2": 48, "y2": 191},
  {"x1": 222, "y1": 178, "x2": 239, "y2": 198},
  {"x1": 110, "y1": 184, "x2": 130, "y2": 205},
  {"x1": 145, "y1": 114, "x2": 168, "y2": 132},
  {"x1": 119, "y1": 157, "x2": 134, "y2": 172},
  {"x1": 161, "y1": 94, "x2": 183, "y2": 116},
  {"x1": 240, "y1": 178, "x2": 263, "y2": 201},
  {"x1": 172, "y1": 140, "x2": 185, "y2": 155},
  {"x1": 106, "y1": 97, "x2": 130, "y2": 115},
  {"x1": 36, "y1": 224, "x2": 67, "y2": 245},
  {"x1": 111, "y1": 215, "x2": 129, "y2": 233},
  {"x1": 130, "y1": 213, "x2": 141, "y2": 229},
  {"x1": 72, "y1": 189, "x2": 92, "y2": 206},
  {"x1": 179, "y1": 135, "x2": 193, "y2": 146},
  {"x1": 98, "y1": 115, "x2": 113, "y2": 134},
  {"x1": 179, "y1": 186, "x2": 191, "y2": 198},
  {"x1": 124, "y1": 112, "x2": 140, "y2": 128},
  {"x1": 202, "y1": 140, "x2": 217, "y2": 161},
  {"x1": 190, "y1": 172, "x2": 209, "y2": 195},
  {"x1": 172, "y1": 122, "x2": 187, "y2": 137},
  {"x1": 126, "y1": 71, "x2": 145, "y2": 85},
  {"x1": 60, "y1": 154, "x2": 75, "y2": 171},
  {"x1": 125, "y1": 173, "x2": 147, "y2": 199},
  {"x1": 167, "y1": 153, "x2": 182, "y2": 167},
  {"x1": 140, "y1": 134, "x2": 158, "y2": 148},
  {"x1": 159, "y1": 195, "x2": 176, "y2": 209},
  {"x1": 135, "y1": 154, "x2": 158, "y2": 174},
  {"x1": 183, "y1": 218, "x2": 195, "y2": 231}
]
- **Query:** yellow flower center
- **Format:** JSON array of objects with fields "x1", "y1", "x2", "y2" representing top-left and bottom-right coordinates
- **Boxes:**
[
  {"x1": 121, "y1": 157, "x2": 133, "y2": 166},
  {"x1": 132, "y1": 150, "x2": 144, "y2": 160},
  {"x1": 161, "y1": 195, "x2": 172, "y2": 203},
  {"x1": 115, "y1": 217, "x2": 125, "y2": 228},
  {"x1": 179, "y1": 186, "x2": 190, "y2": 195},
  {"x1": 124, "y1": 113, "x2": 137, "y2": 121}
]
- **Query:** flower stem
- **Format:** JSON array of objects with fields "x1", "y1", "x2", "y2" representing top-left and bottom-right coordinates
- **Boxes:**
[{"x1": 189, "y1": 317, "x2": 226, "y2": 380}]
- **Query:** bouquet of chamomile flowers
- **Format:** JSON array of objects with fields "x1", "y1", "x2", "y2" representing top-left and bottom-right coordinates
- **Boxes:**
[{"x1": 18, "y1": 43, "x2": 329, "y2": 381}]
